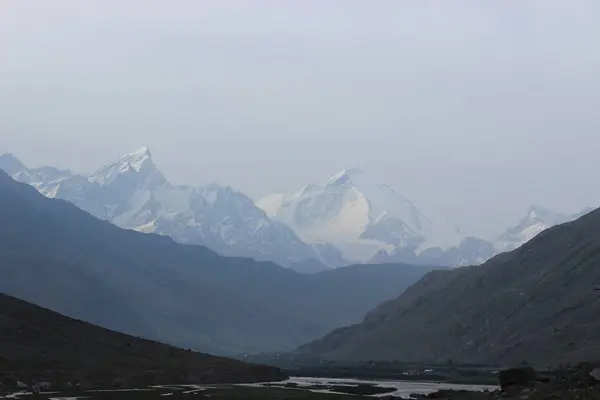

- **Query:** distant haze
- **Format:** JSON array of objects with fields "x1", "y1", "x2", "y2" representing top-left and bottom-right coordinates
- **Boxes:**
[{"x1": 1, "y1": 1, "x2": 600, "y2": 239}]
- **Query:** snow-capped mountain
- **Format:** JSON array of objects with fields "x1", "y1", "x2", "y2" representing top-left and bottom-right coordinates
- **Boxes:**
[
  {"x1": 494, "y1": 205, "x2": 592, "y2": 252},
  {"x1": 370, "y1": 236, "x2": 497, "y2": 267},
  {"x1": 257, "y1": 168, "x2": 494, "y2": 266},
  {"x1": 370, "y1": 205, "x2": 593, "y2": 266},
  {"x1": 0, "y1": 148, "x2": 346, "y2": 272},
  {"x1": 259, "y1": 169, "x2": 597, "y2": 267},
  {"x1": 3, "y1": 149, "x2": 592, "y2": 270}
]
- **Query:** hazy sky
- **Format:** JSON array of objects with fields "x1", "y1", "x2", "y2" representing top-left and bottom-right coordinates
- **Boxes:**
[{"x1": 1, "y1": 1, "x2": 600, "y2": 239}]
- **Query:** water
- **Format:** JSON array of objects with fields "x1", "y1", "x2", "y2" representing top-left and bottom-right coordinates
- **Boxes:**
[
  {"x1": 0, "y1": 378, "x2": 499, "y2": 399},
  {"x1": 251, "y1": 376, "x2": 499, "y2": 398}
]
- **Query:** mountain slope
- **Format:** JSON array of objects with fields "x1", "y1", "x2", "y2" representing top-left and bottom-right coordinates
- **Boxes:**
[
  {"x1": 0, "y1": 293, "x2": 284, "y2": 387},
  {"x1": 0, "y1": 150, "x2": 345, "y2": 272},
  {"x1": 297, "y1": 208, "x2": 600, "y2": 367},
  {"x1": 258, "y1": 169, "x2": 495, "y2": 266},
  {"x1": 0, "y1": 169, "x2": 435, "y2": 356}
]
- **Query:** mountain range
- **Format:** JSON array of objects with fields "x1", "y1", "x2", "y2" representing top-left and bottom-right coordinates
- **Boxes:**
[
  {"x1": 0, "y1": 148, "x2": 590, "y2": 270},
  {"x1": 0, "y1": 168, "x2": 437, "y2": 356},
  {"x1": 259, "y1": 168, "x2": 591, "y2": 267},
  {"x1": 297, "y1": 207, "x2": 600, "y2": 367},
  {"x1": 2, "y1": 148, "x2": 599, "y2": 370},
  {"x1": 0, "y1": 148, "x2": 345, "y2": 272}
]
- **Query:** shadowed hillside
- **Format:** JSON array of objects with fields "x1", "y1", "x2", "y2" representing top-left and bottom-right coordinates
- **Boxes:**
[
  {"x1": 0, "y1": 293, "x2": 284, "y2": 388},
  {"x1": 298, "y1": 208, "x2": 600, "y2": 367}
]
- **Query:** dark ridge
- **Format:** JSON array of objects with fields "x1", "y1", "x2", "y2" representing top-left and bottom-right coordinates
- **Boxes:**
[
  {"x1": 298, "y1": 207, "x2": 600, "y2": 367},
  {"x1": 0, "y1": 292, "x2": 285, "y2": 388}
]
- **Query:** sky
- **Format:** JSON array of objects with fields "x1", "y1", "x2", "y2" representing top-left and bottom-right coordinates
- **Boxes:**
[{"x1": 1, "y1": 1, "x2": 600, "y2": 239}]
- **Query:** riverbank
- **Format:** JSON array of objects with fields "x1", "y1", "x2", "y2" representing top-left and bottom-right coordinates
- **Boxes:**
[
  {"x1": 284, "y1": 368, "x2": 499, "y2": 386},
  {"x1": 255, "y1": 377, "x2": 497, "y2": 398},
  {"x1": 411, "y1": 363, "x2": 600, "y2": 399},
  {"x1": 246, "y1": 354, "x2": 502, "y2": 386},
  {"x1": 0, "y1": 384, "x2": 366, "y2": 399},
  {"x1": 4, "y1": 365, "x2": 597, "y2": 399},
  {"x1": 0, "y1": 380, "x2": 496, "y2": 399},
  {"x1": 277, "y1": 361, "x2": 501, "y2": 386}
]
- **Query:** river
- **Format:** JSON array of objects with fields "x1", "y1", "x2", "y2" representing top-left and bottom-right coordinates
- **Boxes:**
[
  {"x1": 0, "y1": 378, "x2": 499, "y2": 399},
  {"x1": 253, "y1": 376, "x2": 499, "y2": 398}
]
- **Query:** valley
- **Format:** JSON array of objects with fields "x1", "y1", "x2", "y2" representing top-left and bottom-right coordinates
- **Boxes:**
[
  {"x1": 0, "y1": 169, "x2": 436, "y2": 356},
  {"x1": 1, "y1": 156, "x2": 600, "y2": 399},
  {"x1": 2, "y1": 2, "x2": 600, "y2": 398}
]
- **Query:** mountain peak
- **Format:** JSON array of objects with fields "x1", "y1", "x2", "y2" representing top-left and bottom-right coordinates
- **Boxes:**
[
  {"x1": 119, "y1": 146, "x2": 153, "y2": 171},
  {"x1": 525, "y1": 205, "x2": 563, "y2": 222},
  {"x1": 89, "y1": 146, "x2": 161, "y2": 185},
  {"x1": 0, "y1": 153, "x2": 27, "y2": 175},
  {"x1": 131, "y1": 145, "x2": 151, "y2": 155},
  {"x1": 327, "y1": 168, "x2": 362, "y2": 186},
  {"x1": 494, "y1": 205, "x2": 575, "y2": 252}
]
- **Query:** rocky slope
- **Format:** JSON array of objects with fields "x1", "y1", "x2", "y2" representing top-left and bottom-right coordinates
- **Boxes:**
[
  {"x1": 298, "y1": 207, "x2": 600, "y2": 367},
  {"x1": 0, "y1": 169, "x2": 436, "y2": 356},
  {"x1": 0, "y1": 292, "x2": 284, "y2": 389},
  {"x1": 0, "y1": 149, "x2": 345, "y2": 272}
]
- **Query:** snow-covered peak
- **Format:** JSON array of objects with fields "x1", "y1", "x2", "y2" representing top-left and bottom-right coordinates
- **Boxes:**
[
  {"x1": 526, "y1": 205, "x2": 563, "y2": 222},
  {"x1": 519, "y1": 205, "x2": 571, "y2": 230},
  {"x1": 495, "y1": 205, "x2": 575, "y2": 252},
  {"x1": 3, "y1": 148, "x2": 335, "y2": 271},
  {"x1": 121, "y1": 146, "x2": 153, "y2": 171},
  {"x1": 89, "y1": 146, "x2": 162, "y2": 186},
  {"x1": 195, "y1": 183, "x2": 250, "y2": 208},
  {"x1": 257, "y1": 169, "x2": 463, "y2": 262}
]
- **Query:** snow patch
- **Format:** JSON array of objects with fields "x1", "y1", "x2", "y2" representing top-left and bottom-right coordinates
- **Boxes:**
[
  {"x1": 135, "y1": 219, "x2": 158, "y2": 233},
  {"x1": 203, "y1": 187, "x2": 218, "y2": 205},
  {"x1": 256, "y1": 193, "x2": 285, "y2": 217}
]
